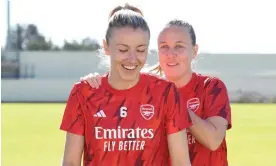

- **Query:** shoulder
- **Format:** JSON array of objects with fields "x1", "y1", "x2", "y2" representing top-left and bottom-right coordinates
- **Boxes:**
[
  {"x1": 71, "y1": 80, "x2": 100, "y2": 98},
  {"x1": 196, "y1": 73, "x2": 227, "y2": 90},
  {"x1": 72, "y1": 80, "x2": 92, "y2": 92}
]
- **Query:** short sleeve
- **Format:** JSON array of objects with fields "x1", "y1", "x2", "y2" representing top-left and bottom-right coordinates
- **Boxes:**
[
  {"x1": 60, "y1": 84, "x2": 85, "y2": 135},
  {"x1": 204, "y1": 78, "x2": 232, "y2": 129},
  {"x1": 165, "y1": 83, "x2": 192, "y2": 135}
]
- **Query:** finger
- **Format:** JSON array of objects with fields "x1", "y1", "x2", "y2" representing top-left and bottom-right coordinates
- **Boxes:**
[
  {"x1": 92, "y1": 72, "x2": 101, "y2": 87},
  {"x1": 81, "y1": 73, "x2": 93, "y2": 81},
  {"x1": 95, "y1": 74, "x2": 102, "y2": 85},
  {"x1": 91, "y1": 77, "x2": 99, "y2": 89},
  {"x1": 86, "y1": 76, "x2": 96, "y2": 88},
  {"x1": 88, "y1": 73, "x2": 94, "y2": 79},
  {"x1": 84, "y1": 73, "x2": 94, "y2": 82},
  {"x1": 88, "y1": 73, "x2": 100, "y2": 89}
]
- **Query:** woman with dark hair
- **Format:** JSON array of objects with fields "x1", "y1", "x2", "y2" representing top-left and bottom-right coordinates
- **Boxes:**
[{"x1": 60, "y1": 4, "x2": 192, "y2": 166}]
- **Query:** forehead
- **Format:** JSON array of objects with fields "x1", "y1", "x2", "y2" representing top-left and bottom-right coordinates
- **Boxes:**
[
  {"x1": 110, "y1": 27, "x2": 150, "y2": 46},
  {"x1": 158, "y1": 26, "x2": 190, "y2": 43}
]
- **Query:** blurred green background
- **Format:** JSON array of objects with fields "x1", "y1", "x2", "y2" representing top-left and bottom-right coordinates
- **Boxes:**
[{"x1": 2, "y1": 103, "x2": 276, "y2": 166}]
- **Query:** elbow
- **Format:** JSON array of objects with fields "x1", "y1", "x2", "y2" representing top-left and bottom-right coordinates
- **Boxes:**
[
  {"x1": 208, "y1": 144, "x2": 220, "y2": 151},
  {"x1": 204, "y1": 133, "x2": 225, "y2": 151},
  {"x1": 207, "y1": 140, "x2": 222, "y2": 151}
]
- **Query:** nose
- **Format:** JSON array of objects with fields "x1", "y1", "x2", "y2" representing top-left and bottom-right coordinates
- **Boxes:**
[
  {"x1": 128, "y1": 52, "x2": 137, "y2": 62},
  {"x1": 167, "y1": 48, "x2": 177, "y2": 57}
]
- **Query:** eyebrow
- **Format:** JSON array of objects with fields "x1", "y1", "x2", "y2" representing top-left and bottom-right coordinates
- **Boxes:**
[
  {"x1": 116, "y1": 44, "x2": 128, "y2": 47},
  {"x1": 116, "y1": 44, "x2": 147, "y2": 47},
  {"x1": 159, "y1": 41, "x2": 188, "y2": 44}
]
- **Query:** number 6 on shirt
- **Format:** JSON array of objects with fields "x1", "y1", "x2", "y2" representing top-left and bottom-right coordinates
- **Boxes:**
[{"x1": 120, "y1": 106, "x2": 127, "y2": 117}]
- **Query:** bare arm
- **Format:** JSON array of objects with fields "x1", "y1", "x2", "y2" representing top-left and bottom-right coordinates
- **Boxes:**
[
  {"x1": 62, "y1": 132, "x2": 84, "y2": 166},
  {"x1": 60, "y1": 84, "x2": 86, "y2": 166},
  {"x1": 168, "y1": 130, "x2": 191, "y2": 166},
  {"x1": 165, "y1": 84, "x2": 192, "y2": 166},
  {"x1": 188, "y1": 78, "x2": 231, "y2": 151},
  {"x1": 188, "y1": 112, "x2": 228, "y2": 151}
]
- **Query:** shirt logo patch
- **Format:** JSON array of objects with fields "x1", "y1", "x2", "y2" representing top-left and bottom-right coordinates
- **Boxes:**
[
  {"x1": 140, "y1": 104, "x2": 154, "y2": 120},
  {"x1": 187, "y1": 98, "x2": 200, "y2": 112}
]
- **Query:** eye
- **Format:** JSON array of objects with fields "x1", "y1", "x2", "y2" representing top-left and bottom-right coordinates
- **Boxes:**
[
  {"x1": 175, "y1": 45, "x2": 184, "y2": 49},
  {"x1": 119, "y1": 49, "x2": 128, "y2": 53},
  {"x1": 137, "y1": 49, "x2": 146, "y2": 53},
  {"x1": 160, "y1": 45, "x2": 169, "y2": 49}
]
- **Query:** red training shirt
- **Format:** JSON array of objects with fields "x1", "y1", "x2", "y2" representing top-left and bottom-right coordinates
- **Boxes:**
[
  {"x1": 60, "y1": 73, "x2": 192, "y2": 166},
  {"x1": 179, "y1": 72, "x2": 232, "y2": 166}
]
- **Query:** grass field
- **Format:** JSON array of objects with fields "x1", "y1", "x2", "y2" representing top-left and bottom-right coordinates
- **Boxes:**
[{"x1": 2, "y1": 103, "x2": 276, "y2": 166}]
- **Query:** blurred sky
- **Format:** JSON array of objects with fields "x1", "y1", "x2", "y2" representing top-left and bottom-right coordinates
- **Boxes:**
[{"x1": 1, "y1": 0, "x2": 276, "y2": 53}]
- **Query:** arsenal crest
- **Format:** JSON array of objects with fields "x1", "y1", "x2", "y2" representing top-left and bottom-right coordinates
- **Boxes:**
[
  {"x1": 140, "y1": 104, "x2": 154, "y2": 120},
  {"x1": 187, "y1": 98, "x2": 200, "y2": 112}
]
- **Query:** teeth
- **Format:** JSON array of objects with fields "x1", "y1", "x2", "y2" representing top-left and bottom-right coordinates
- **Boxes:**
[
  {"x1": 167, "y1": 63, "x2": 177, "y2": 66},
  {"x1": 123, "y1": 65, "x2": 136, "y2": 70}
]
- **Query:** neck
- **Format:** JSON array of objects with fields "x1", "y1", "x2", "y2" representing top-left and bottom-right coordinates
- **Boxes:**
[
  {"x1": 166, "y1": 71, "x2": 193, "y2": 88},
  {"x1": 108, "y1": 71, "x2": 140, "y2": 90}
]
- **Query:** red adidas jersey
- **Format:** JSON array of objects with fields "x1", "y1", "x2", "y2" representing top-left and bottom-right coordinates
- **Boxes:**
[
  {"x1": 179, "y1": 72, "x2": 232, "y2": 166},
  {"x1": 60, "y1": 73, "x2": 192, "y2": 166}
]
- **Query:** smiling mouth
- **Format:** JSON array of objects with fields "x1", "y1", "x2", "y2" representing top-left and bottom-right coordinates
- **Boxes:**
[
  {"x1": 167, "y1": 63, "x2": 179, "y2": 67},
  {"x1": 122, "y1": 65, "x2": 138, "y2": 70}
]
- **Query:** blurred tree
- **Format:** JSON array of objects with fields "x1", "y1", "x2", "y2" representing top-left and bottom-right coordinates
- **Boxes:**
[
  {"x1": 62, "y1": 37, "x2": 101, "y2": 51},
  {"x1": 7, "y1": 24, "x2": 59, "y2": 51},
  {"x1": 6, "y1": 23, "x2": 102, "y2": 51},
  {"x1": 7, "y1": 24, "x2": 23, "y2": 51},
  {"x1": 26, "y1": 36, "x2": 53, "y2": 51},
  {"x1": 62, "y1": 40, "x2": 82, "y2": 51},
  {"x1": 81, "y1": 37, "x2": 101, "y2": 51}
]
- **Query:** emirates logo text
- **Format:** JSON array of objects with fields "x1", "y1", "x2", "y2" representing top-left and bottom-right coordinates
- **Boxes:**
[{"x1": 95, "y1": 126, "x2": 154, "y2": 151}]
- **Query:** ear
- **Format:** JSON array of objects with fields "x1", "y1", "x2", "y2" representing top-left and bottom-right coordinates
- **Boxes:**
[
  {"x1": 192, "y1": 44, "x2": 199, "y2": 59},
  {"x1": 103, "y1": 39, "x2": 110, "y2": 56}
]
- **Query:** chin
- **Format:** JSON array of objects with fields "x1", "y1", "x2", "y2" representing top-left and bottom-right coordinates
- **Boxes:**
[{"x1": 118, "y1": 67, "x2": 141, "y2": 82}]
